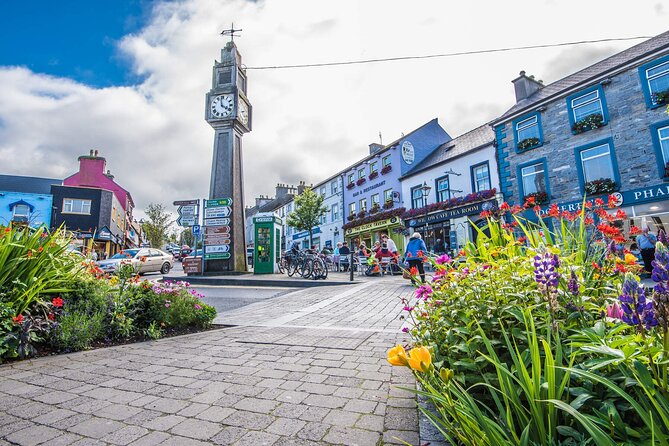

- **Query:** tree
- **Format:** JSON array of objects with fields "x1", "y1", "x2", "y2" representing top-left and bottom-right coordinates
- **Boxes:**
[
  {"x1": 286, "y1": 188, "x2": 328, "y2": 247},
  {"x1": 180, "y1": 227, "x2": 195, "y2": 247},
  {"x1": 142, "y1": 203, "x2": 173, "y2": 248}
]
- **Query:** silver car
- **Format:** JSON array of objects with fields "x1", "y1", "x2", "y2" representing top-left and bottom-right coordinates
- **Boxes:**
[{"x1": 97, "y1": 248, "x2": 173, "y2": 275}]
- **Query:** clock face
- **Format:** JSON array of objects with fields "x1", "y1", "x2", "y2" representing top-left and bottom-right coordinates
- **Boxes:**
[
  {"x1": 238, "y1": 101, "x2": 249, "y2": 125},
  {"x1": 210, "y1": 94, "x2": 234, "y2": 118}
]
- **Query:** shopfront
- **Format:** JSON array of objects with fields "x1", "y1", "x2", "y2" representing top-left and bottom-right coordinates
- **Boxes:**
[
  {"x1": 291, "y1": 227, "x2": 321, "y2": 250},
  {"x1": 406, "y1": 200, "x2": 498, "y2": 253},
  {"x1": 344, "y1": 216, "x2": 405, "y2": 254}
]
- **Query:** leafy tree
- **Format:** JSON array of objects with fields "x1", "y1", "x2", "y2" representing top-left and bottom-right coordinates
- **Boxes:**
[
  {"x1": 286, "y1": 188, "x2": 328, "y2": 247},
  {"x1": 141, "y1": 203, "x2": 173, "y2": 248},
  {"x1": 180, "y1": 227, "x2": 195, "y2": 247}
]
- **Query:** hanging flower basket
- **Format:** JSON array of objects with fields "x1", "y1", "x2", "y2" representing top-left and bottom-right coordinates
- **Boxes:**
[
  {"x1": 357, "y1": 210, "x2": 367, "y2": 218},
  {"x1": 383, "y1": 200, "x2": 394, "y2": 210},
  {"x1": 356, "y1": 177, "x2": 367, "y2": 186},
  {"x1": 523, "y1": 191, "x2": 549, "y2": 205},
  {"x1": 369, "y1": 204, "x2": 380, "y2": 214},
  {"x1": 572, "y1": 113, "x2": 604, "y2": 134},
  {"x1": 381, "y1": 165, "x2": 392, "y2": 175},
  {"x1": 346, "y1": 182, "x2": 355, "y2": 190},
  {"x1": 369, "y1": 171, "x2": 379, "y2": 180},
  {"x1": 584, "y1": 178, "x2": 618, "y2": 195},
  {"x1": 347, "y1": 214, "x2": 355, "y2": 221},
  {"x1": 517, "y1": 137, "x2": 540, "y2": 151}
]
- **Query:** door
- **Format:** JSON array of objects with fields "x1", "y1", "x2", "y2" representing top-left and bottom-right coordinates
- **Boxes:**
[{"x1": 148, "y1": 249, "x2": 165, "y2": 272}]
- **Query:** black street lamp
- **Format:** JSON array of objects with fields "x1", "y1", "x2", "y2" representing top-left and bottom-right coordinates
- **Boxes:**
[{"x1": 419, "y1": 181, "x2": 432, "y2": 247}]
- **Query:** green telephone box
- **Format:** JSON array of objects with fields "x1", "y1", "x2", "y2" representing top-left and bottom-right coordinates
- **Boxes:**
[{"x1": 253, "y1": 215, "x2": 282, "y2": 274}]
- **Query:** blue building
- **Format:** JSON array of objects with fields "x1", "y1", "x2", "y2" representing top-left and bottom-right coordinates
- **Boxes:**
[
  {"x1": 342, "y1": 118, "x2": 451, "y2": 251},
  {"x1": 0, "y1": 175, "x2": 61, "y2": 228},
  {"x1": 492, "y1": 30, "x2": 669, "y2": 233}
]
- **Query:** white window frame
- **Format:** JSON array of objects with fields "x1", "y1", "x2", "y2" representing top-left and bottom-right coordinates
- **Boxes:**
[
  {"x1": 516, "y1": 115, "x2": 539, "y2": 142},
  {"x1": 349, "y1": 202, "x2": 356, "y2": 215},
  {"x1": 580, "y1": 143, "x2": 614, "y2": 183},
  {"x1": 647, "y1": 61, "x2": 669, "y2": 105},
  {"x1": 331, "y1": 204, "x2": 339, "y2": 222},
  {"x1": 411, "y1": 187, "x2": 424, "y2": 209},
  {"x1": 358, "y1": 169, "x2": 365, "y2": 179},
  {"x1": 319, "y1": 186, "x2": 326, "y2": 197},
  {"x1": 369, "y1": 161, "x2": 378, "y2": 174},
  {"x1": 63, "y1": 198, "x2": 92, "y2": 215},
  {"x1": 659, "y1": 125, "x2": 669, "y2": 164},
  {"x1": 359, "y1": 198, "x2": 367, "y2": 212},
  {"x1": 331, "y1": 181, "x2": 339, "y2": 195},
  {"x1": 12, "y1": 204, "x2": 30, "y2": 218},
  {"x1": 382, "y1": 155, "x2": 390, "y2": 167},
  {"x1": 521, "y1": 163, "x2": 546, "y2": 195},
  {"x1": 371, "y1": 194, "x2": 380, "y2": 205},
  {"x1": 571, "y1": 90, "x2": 603, "y2": 122},
  {"x1": 348, "y1": 173, "x2": 354, "y2": 184},
  {"x1": 472, "y1": 165, "x2": 491, "y2": 192},
  {"x1": 383, "y1": 189, "x2": 393, "y2": 202}
]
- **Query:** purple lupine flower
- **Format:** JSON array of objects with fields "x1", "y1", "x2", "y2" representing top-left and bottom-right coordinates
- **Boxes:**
[
  {"x1": 568, "y1": 270, "x2": 579, "y2": 297},
  {"x1": 652, "y1": 243, "x2": 669, "y2": 294},
  {"x1": 619, "y1": 276, "x2": 658, "y2": 332},
  {"x1": 533, "y1": 251, "x2": 560, "y2": 288},
  {"x1": 659, "y1": 230, "x2": 668, "y2": 245},
  {"x1": 435, "y1": 254, "x2": 452, "y2": 265},
  {"x1": 415, "y1": 285, "x2": 433, "y2": 300}
]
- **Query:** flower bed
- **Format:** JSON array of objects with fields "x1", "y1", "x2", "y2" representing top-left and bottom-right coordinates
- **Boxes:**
[
  {"x1": 389, "y1": 197, "x2": 669, "y2": 445},
  {"x1": 0, "y1": 225, "x2": 216, "y2": 361},
  {"x1": 342, "y1": 207, "x2": 405, "y2": 230},
  {"x1": 401, "y1": 188, "x2": 496, "y2": 220}
]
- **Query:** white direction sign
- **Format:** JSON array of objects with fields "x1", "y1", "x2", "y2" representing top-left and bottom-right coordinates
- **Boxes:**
[
  {"x1": 205, "y1": 245, "x2": 230, "y2": 253},
  {"x1": 204, "y1": 206, "x2": 231, "y2": 219},
  {"x1": 177, "y1": 215, "x2": 197, "y2": 227},
  {"x1": 178, "y1": 205, "x2": 197, "y2": 216},
  {"x1": 203, "y1": 217, "x2": 230, "y2": 226}
]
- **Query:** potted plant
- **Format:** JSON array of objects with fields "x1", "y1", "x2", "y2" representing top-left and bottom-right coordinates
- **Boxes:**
[
  {"x1": 523, "y1": 191, "x2": 549, "y2": 205},
  {"x1": 369, "y1": 203, "x2": 380, "y2": 214},
  {"x1": 572, "y1": 113, "x2": 604, "y2": 134},
  {"x1": 652, "y1": 89, "x2": 669, "y2": 106},
  {"x1": 347, "y1": 214, "x2": 355, "y2": 222},
  {"x1": 369, "y1": 171, "x2": 379, "y2": 180},
  {"x1": 356, "y1": 177, "x2": 366, "y2": 186},
  {"x1": 381, "y1": 165, "x2": 392, "y2": 175},
  {"x1": 346, "y1": 182, "x2": 355, "y2": 190},
  {"x1": 517, "y1": 137, "x2": 540, "y2": 151},
  {"x1": 357, "y1": 210, "x2": 366, "y2": 218},
  {"x1": 584, "y1": 178, "x2": 618, "y2": 195},
  {"x1": 383, "y1": 199, "x2": 394, "y2": 210}
]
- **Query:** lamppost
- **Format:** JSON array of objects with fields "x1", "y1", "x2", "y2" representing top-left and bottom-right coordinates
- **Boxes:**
[{"x1": 419, "y1": 181, "x2": 432, "y2": 248}]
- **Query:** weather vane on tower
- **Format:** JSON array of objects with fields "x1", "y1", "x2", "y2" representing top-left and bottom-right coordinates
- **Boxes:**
[{"x1": 220, "y1": 23, "x2": 242, "y2": 42}]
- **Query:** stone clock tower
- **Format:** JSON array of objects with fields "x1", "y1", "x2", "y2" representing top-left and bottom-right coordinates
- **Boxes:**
[{"x1": 205, "y1": 38, "x2": 252, "y2": 273}]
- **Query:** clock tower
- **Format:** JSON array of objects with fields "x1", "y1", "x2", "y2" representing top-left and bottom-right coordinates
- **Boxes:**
[{"x1": 205, "y1": 36, "x2": 252, "y2": 273}]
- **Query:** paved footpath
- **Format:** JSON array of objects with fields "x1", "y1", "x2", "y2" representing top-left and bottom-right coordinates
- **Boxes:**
[{"x1": 0, "y1": 277, "x2": 418, "y2": 446}]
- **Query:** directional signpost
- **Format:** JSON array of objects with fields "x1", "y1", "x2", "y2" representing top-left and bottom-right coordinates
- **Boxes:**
[
  {"x1": 174, "y1": 200, "x2": 200, "y2": 228},
  {"x1": 203, "y1": 198, "x2": 234, "y2": 261}
]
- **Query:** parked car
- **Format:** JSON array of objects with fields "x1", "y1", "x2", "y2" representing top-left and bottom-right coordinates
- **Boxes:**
[{"x1": 97, "y1": 248, "x2": 173, "y2": 275}]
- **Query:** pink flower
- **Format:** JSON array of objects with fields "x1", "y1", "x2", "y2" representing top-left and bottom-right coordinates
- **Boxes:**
[
  {"x1": 435, "y1": 254, "x2": 451, "y2": 265},
  {"x1": 415, "y1": 285, "x2": 433, "y2": 300},
  {"x1": 403, "y1": 306, "x2": 414, "y2": 312},
  {"x1": 401, "y1": 327, "x2": 409, "y2": 333},
  {"x1": 606, "y1": 302, "x2": 624, "y2": 320},
  {"x1": 194, "y1": 304, "x2": 202, "y2": 310}
]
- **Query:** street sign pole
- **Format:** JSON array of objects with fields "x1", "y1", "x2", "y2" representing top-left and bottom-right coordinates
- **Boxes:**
[{"x1": 200, "y1": 199, "x2": 205, "y2": 275}]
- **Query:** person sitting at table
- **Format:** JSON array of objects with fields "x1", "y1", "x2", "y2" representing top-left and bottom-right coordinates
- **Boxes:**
[
  {"x1": 338, "y1": 242, "x2": 351, "y2": 271},
  {"x1": 381, "y1": 234, "x2": 397, "y2": 254},
  {"x1": 375, "y1": 242, "x2": 399, "y2": 274},
  {"x1": 357, "y1": 242, "x2": 370, "y2": 257},
  {"x1": 372, "y1": 241, "x2": 381, "y2": 255}
]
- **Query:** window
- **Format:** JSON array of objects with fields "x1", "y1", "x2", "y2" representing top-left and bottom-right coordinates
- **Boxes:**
[
  {"x1": 331, "y1": 204, "x2": 339, "y2": 222},
  {"x1": 640, "y1": 55, "x2": 669, "y2": 108},
  {"x1": 435, "y1": 175, "x2": 450, "y2": 202},
  {"x1": 348, "y1": 173, "x2": 354, "y2": 184},
  {"x1": 471, "y1": 162, "x2": 491, "y2": 192},
  {"x1": 63, "y1": 198, "x2": 91, "y2": 215},
  {"x1": 651, "y1": 121, "x2": 669, "y2": 178},
  {"x1": 383, "y1": 189, "x2": 393, "y2": 202},
  {"x1": 519, "y1": 160, "x2": 548, "y2": 198},
  {"x1": 566, "y1": 85, "x2": 608, "y2": 131},
  {"x1": 411, "y1": 186, "x2": 425, "y2": 209},
  {"x1": 349, "y1": 202, "x2": 356, "y2": 216},
  {"x1": 358, "y1": 169, "x2": 365, "y2": 179},
  {"x1": 369, "y1": 161, "x2": 378, "y2": 174},
  {"x1": 319, "y1": 186, "x2": 326, "y2": 197},
  {"x1": 574, "y1": 139, "x2": 619, "y2": 190},
  {"x1": 359, "y1": 198, "x2": 367, "y2": 212},
  {"x1": 331, "y1": 180, "x2": 339, "y2": 195},
  {"x1": 513, "y1": 113, "x2": 543, "y2": 151},
  {"x1": 12, "y1": 204, "x2": 30, "y2": 218},
  {"x1": 287, "y1": 203, "x2": 293, "y2": 213},
  {"x1": 320, "y1": 214, "x2": 327, "y2": 225},
  {"x1": 371, "y1": 194, "x2": 380, "y2": 206},
  {"x1": 382, "y1": 155, "x2": 391, "y2": 167}
]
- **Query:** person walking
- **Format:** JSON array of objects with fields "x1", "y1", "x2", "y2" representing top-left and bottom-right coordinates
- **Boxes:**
[
  {"x1": 637, "y1": 227, "x2": 658, "y2": 273},
  {"x1": 404, "y1": 232, "x2": 427, "y2": 284}
]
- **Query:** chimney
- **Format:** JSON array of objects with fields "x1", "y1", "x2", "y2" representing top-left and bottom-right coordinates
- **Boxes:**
[
  {"x1": 511, "y1": 71, "x2": 544, "y2": 103},
  {"x1": 369, "y1": 143, "x2": 383, "y2": 155},
  {"x1": 297, "y1": 181, "x2": 308, "y2": 195},
  {"x1": 76, "y1": 151, "x2": 107, "y2": 186},
  {"x1": 275, "y1": 183, "x2": 290, "y2": 198}
]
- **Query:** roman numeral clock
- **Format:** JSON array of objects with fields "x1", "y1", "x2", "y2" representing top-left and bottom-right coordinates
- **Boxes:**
[{"x1": 205, "y1": 30, "x2": 252, "y2": 273}]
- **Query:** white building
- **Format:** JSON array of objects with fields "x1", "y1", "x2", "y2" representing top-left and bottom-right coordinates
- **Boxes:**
[{"x1": 399, "y1": 124, "x2": 500, "y2": 253}]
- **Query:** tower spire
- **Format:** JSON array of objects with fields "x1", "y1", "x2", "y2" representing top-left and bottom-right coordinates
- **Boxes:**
[{"x1": 220, "y1": 23, "x2": 242, "y2": 42}]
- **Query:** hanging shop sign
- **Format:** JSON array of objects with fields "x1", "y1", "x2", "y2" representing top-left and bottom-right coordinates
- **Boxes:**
[
  {"x1": 345, "y1": 216, "x2": 401, "y2": 236},
  {"x1": 408, "y1": 200, "x2": 497, "y2": 227}
]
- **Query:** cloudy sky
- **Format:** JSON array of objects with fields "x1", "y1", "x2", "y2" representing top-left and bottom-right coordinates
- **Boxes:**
[{"x1": 0, "y1": 0, "x2": 667, "y2": 217}]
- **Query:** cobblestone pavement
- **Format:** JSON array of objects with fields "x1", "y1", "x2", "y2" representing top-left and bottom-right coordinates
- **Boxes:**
[{"x1": 0, "y1": 277, "x2": 417, "y2": 445}]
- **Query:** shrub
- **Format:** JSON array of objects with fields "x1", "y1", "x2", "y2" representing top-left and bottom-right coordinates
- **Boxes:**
[{"x1": 53, "y1": 310, "x2": 105, "y2": 351}]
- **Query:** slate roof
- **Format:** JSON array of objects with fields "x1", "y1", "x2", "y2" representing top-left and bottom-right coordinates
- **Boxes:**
[
  {"x1": 257, "y1": 193, "x2": 295, "y2": 213},
  {"x1": 494, "y1": 30, "x2": 669, "y2": 123},
  {"x1": 0, "y1": 174, "x2": 62, "y2": 195},
  {"x1": 400, "y1": 124, "x2": 494, "y2": 179}
]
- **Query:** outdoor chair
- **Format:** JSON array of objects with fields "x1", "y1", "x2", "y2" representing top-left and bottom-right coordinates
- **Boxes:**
[{"x1": 379, "y1": 256, "x2": 393, "y2": 275}]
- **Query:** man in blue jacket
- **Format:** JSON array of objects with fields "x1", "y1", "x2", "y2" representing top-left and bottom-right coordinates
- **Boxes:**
[{"x1": 404, "y1": 232, "x2": 427, "y2": 284}]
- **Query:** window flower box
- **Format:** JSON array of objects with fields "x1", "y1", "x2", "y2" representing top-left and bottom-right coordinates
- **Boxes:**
[
  {"x1": 401, "y1": 188, "x2": 497, "y2": 220},
  {"x1": 381, "y1": 165, "x2": 392, "y2": 175},
  {"x1": 369, "y1": 171, "x2": 379, "y2": 180},
  {"x1": 652, "y1": 89, "x2": 669, "y2": 106},
  {"x1": 664, "y1": 161, "x2": 669, "y2": 179},
  {"x1": 346, "y1": 182, "x2": 355, "y2": 190},
  {"x1": 523, "y1": 191, "x2": 549, "y2": 205},
  {"x1": 356, "y1": 177, "x2": 367, "y2": 186},
  {"x1": 342, "y1": 207, "x2": 406, "y2": 230},
  {"x1": 572, "y1": 113, "x2": 604, "y2": 134},
  {"x1": 347, "y1": 214, "x2": 355, "y2": 221},
  {"x1": 357, "y1": 210, "x2": 367, "y2": 218},
  {"x1": 584, "y1": 178, "x2": 618, "y2": 195},
  {"x1": 369, "y1": 204, "x2": 380, "y2": 214},
  {"x1": 383, "y1": 200, "x2": 394, "y2": 210},
  {"x1": 517, "y1": 137, "x2": 540, "y2": 151}
]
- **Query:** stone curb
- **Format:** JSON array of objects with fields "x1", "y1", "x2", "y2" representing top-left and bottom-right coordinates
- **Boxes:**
[{"x1": 162, "y1": 275, "x2": 360, "y2": 288}]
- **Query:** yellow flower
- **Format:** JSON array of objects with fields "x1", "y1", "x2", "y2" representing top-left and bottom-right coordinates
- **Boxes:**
[
  {"x1": 439, "y1": 367, "x2": 454, "y2": 383},
  {"x1": 387, "y1": 344, "x2": 408, "y2": 366},
  {"x1": 624, "y1": 253, "x2": 637, "y2": 265},
  {"x1": 408, "y1": 346, "x2": 432, "y2": 372}
]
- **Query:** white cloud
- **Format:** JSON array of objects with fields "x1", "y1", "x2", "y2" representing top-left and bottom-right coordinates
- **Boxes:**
[{"x1": 0, "y1": 0, "x2": 666, "y2": 218}]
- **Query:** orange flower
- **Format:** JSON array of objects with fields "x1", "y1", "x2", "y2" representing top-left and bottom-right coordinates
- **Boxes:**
[
  {"x1": 624, "y1": 253, "x2": 637, "y2": 265},
  {"x1": 409, "y1": 267, "x2": 418, "y2": 275},
  {"x1": 26, "y1": 250, "x2": 33, "y2": 258},
  {"x1": 38, "y1": 247, "x2": 44, "y2": 253},
  {"x1": 630, "y1": 225, "x2": 642, "y2": 236},
  {"x1": 408, "y1": 346, "x2": 432, "y2": 372},
  {"x1": 500, "y1": 202, "x2": 510, "y2": 211},
  {"x1": 387, "y1": 344, "x2": 408, "y2": 366},
  {"x1": 547, "y1": 204, "x2": 559, "y2": 217}
]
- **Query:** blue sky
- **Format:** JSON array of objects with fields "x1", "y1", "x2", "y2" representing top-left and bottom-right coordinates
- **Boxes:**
[{"x1": 0, "y1": 0, "x2": 153, "y2": 87}]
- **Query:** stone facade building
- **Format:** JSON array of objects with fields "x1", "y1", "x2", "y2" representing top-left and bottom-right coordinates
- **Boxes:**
[{"x1": 492, "y1": 30, "x2": 669, "y2": 231}]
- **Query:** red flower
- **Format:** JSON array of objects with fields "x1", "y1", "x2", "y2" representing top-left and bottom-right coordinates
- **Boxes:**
[
  {"x1": 630, "y1": 225, "x2": 642, "y2": 236},
  {"x1": 524, "y1": 196, "x2": 536, "y2": 208},
  {"x1": 458, "y1": 249, "x2": 466, "y2": 257},
  {"x1": 47, "y1": 313, "x2": 56, "y2": 321},
  {"x1": 517, "y1": 236, "x2": 527, "y2": 244},
  {"x1": 417, "y1": 250, "x2": 423, "y2": 257},
  {"x1": 12, "y1": 314, "x2": 24, "y2": 324},
  {"x1": 26, "y1": 250, "x2": 33, "y2": 258},
  {"x1": 584, "y1": 216, "x2": 594, "y2": 225},
  {"x1": 547, "y1": 204, "x2": 559, "y2": 218},
  {"x1": 592, "y1": 262, "x2": 601, "y2": 270},
  {"x1": 3, "y1": 228, "x2": 10, "y2": 233},
  {"x1": 500, "y1": 202, "x2": 510, "y2": 211},
  {"x1": 409, "y1": 267, "x2": 418, "y2": 275},
  {"x1": 594, "y1": 198, "x2": 604, "y2": 207},
  {"x1": 479, "y1": 210, "x2": 493, "y2": 218},
  {"x1": 533, "y1": 205, "x2": 542, "y2": 214},
  {"x1": 607, "y1": 195, "x2": 617, "y2": 209},
  {"x1": 584, "y1": 201, "x2": 593, "y2": 210},
  {"x1": 406, "y1": 252, "x2": 412, "y2": 258},
  {"x1": 37, "y1": 247, "x2": 44, "y2": 253},
  {"x1": 510, "y1": 204, "x2": 523, "y2": 215},
  {"x1": 615, "y1": 209, "x2": 627, "y2": 220},
  {"x1": 51, "y1": 297, "x2": 64, "y2": 308}
]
